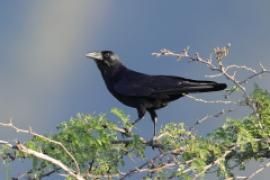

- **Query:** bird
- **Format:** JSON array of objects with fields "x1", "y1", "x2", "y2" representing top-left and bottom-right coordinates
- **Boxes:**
[{"x1": 86, "y1": 50, "x2": 227, "y2": 136}]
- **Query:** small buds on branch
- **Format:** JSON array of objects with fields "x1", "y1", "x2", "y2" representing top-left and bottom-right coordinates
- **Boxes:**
[{"x1": 213, "y1": 43, "x2": 231, "y2": 61}]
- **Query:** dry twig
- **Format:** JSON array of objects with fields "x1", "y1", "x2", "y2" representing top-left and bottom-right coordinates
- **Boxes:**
[
  {"x1": 0, "y1": 119, "x2": 80, "y2": 174},
  {"x1": 15, "y1": 142, "x2": 84, "y2": 180}
]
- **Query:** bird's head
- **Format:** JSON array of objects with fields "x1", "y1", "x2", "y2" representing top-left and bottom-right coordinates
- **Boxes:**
[
  {"x1": 86, "y1": 50, "x2": 123, "y2": 76},
  {"x1": 86, "y1": 50, "x2": 121, "y2": 67}
]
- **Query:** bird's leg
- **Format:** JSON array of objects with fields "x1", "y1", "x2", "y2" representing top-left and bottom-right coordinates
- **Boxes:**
[
  {"x1": 122, "y1": 107, "x2": 145, "y2": 136},
  {"x1": 132, "y1": 107, "x2": 146, "y2": 125},
  {"x1": 148, "y1": 109, "x2": 158, "y2": 137}
]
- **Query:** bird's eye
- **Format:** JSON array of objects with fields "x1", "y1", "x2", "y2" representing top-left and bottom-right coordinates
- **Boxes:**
[{"x1": 104, "y1": 53, "x2": 110, "y2": 58}]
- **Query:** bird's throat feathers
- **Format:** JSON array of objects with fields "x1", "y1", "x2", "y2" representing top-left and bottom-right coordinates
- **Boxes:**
[{"x1": 96, "y1": 60, "x2": 126, "y2": 82}]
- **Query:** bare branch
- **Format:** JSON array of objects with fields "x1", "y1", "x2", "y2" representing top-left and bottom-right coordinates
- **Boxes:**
[
  {"x1": 0, "y1": 119, "x2": 80, "y2": 174},
  {"x1": 239, "y1": 63, "x2": 270, "y2": 85},
  {"x1": 15, "y1": 142, "x2": 85, "y2": 180},
  {"x1": 193, "y1": 146, "x2": 236, "y2": 180},
  {"x1": 190, "y1": 108, "x2": 235, "y2": 130},
  {"x1": 185, "y1": 94, "x2": 237, "y2": 105},
  {"x1": 244, "y1": 160, "x2": 270, "y2": 180},
  {"x1": 0, "y1": 140, "x2": 12, "y2": 148},
  {"x1": 152, "y1": 45, "x2": 265, "y2": 113},
  {"x1": 225, "y1": 64, "x2": 257, "y2": 74},
  {"x1": 120, "y1": 148, "x2": 182, "y2": 180},
  {"x1": 120, "y1": 153, "x2": 163, "y2": 179}
]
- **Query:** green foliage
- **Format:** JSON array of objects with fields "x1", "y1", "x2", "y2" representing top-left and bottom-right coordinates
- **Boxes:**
[
  {"x1": 2, "y1": 113, "x2": 146, "y2": 178},
  {"x1": 158, "y1": 123, "x2": 194, "y2": 151},
  {"x1": 150, "y1": 87, "x2": 270, "y2": 179},
  {"x1": 1, "y1": 87, "x2": 270, "y2": 179},
  {"x1": 111, "y1": 107, "x2": 131, "y2": 127}
]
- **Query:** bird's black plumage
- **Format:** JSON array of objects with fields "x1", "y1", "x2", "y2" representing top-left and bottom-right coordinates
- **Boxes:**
[{"x1": 86, "y1": 51, "x2": 227, "y2": 136}]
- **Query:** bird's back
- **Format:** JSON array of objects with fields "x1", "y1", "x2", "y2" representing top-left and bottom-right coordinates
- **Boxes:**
[{"x1": 109, "y1": 67, "x2": 226, "y2": 101}]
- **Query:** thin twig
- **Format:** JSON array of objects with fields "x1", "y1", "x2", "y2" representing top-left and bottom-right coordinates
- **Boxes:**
[
  {"x1": 15, "y1": 142, "x2": 85, "y2": 180},
  {"x1": 152, "y1": 46, "x2": 270, "y2": 114},
  {"x1": 0, "y1": 140, "x2": 13, "y2": 148},
  {"x1": 185, "y1": 94, "x2": 237, "y2": 104},
  {"x1": 239, "y1": 63, "x2": 270, "y2": 85},
  {"x1": 190, "y1": 108, "x2": 235, "y2": 130},
  {"x1": 120, "y1": 147, "x2": 185, "y2": 180},
  {"x1": 120, "y1": 153, "x2": 164, "y2": 180},
  {"x1": 0, "y1": 119, "x2": 80, "y2": 174},
  {"x1": 244, "y1": 160, "x2": 270, "y2": 179},
  {"x1": 192, "y1": 146, "x2": 236, "y2": 180}
]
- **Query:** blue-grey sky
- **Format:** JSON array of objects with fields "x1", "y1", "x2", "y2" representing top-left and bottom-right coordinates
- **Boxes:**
[{"x1": 1, "y1": 1, "x2": 270, "y2": 179}]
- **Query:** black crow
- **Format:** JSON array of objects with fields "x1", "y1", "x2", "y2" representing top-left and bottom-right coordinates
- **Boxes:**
[{"x1": 86, "y1": 51, "x2": 227, "y2": 136}]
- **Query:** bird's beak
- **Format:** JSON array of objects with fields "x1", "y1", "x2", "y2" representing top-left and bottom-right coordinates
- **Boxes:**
[{"x1": 86, "y1": 51, "x2": 102, "y2": 61}]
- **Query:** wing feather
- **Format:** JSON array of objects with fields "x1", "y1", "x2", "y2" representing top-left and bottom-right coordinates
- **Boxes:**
[{"x1": 113, "y1": 75, "x2": 185, "y2": 98}]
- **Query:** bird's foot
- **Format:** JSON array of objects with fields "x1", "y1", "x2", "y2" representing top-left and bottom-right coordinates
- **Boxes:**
[
  {"x1": 132, "y1": 117, "x2": 144, "y2": 126},
  {"x1": 150, "y1": 135, "x2": 158, "y2": 150},
  {"x1": 123, "y1": 126, "x2": 132, "y2": 136}
]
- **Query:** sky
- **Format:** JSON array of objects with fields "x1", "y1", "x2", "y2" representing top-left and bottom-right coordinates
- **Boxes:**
[{"x1": 0, "y1": 1, "x2": 270, "y2": 179}]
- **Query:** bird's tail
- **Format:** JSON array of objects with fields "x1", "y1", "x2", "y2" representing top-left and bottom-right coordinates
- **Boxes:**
[{"x1": 181, "y1": 80, "x2": 227, "y2": 93}]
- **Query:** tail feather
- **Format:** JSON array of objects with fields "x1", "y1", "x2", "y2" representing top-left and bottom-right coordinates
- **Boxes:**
[{"x1": 181, "y1": 81, "x2": 227, "y2": 93}]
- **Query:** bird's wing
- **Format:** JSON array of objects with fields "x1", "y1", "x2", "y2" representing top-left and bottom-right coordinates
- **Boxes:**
[
  {"x1": 113, "y1": 75, "x2": 189, "y2": 98},
  {"x1": 113, "y1": 77, "x2": 154, "y2": 97},
  {"x1": 113, "y1": 74, "x2": 225, "y2": 98}
]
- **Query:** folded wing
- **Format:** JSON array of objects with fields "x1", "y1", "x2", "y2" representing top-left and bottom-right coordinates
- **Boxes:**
[{"x1": 113, "y1": 74, "x2": 226, "y2": 99}]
